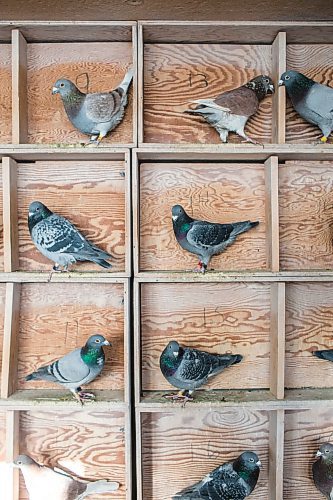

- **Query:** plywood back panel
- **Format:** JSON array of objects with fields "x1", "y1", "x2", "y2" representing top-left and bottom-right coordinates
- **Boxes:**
[
  {"x1": 141, "y1": 409, "x2": 269, "y2": 500},
  {"x1": 286, "y1": 45, "x2": 333, "y2": 143},
  {"x1": 19, "y1": 410, "x2": 126, "y2": 499},
  {"x1": 17, "y1": 283, "x2": 124, "y2": 392},
  {"x1": 139, "y1": 162, "x2": 266, "y2": 272},
  {"x1": 143, "y1": 44, "x2": 273, "y2": 144},
  {"x1": 27, "y1": 42, "x2": 133, "y2": 144},
  {"x1": 284, "y1": 408, "x2": 333, "y2": 499},
  {"x1": 17, "y1": 160, "x2": 126, "y2": 272},
  {"x1": 279, "y1": 161, "x2": 333, "y2": 270},
  {"x1": 141, "y1": 282, "x2": 271, "y2": 391},
  {"x1": 0, "y1": 44, "x2": 11, "y2": 143}
]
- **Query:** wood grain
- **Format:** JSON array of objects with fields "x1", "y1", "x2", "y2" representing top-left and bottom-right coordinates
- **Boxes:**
[
  {"x1": 285, "y1": 282, "x2": 333, "y2": 389},
  {"x1": 143, "y1": 44, "x2": 273, "y2": 144},
  {"x1": 279, "y1": 161, "x2": 333, "y2": 270},
  {"x1": 0, "y1": 285, "x2": 6, "y2": 387},
  {"x1": 141, "y1": 282, "x2": 271, "y2": 391},
  {"x1": 139, "y1": 162, "x2": 266, "y2": 271},
  {"x1": 0, "y1": 165, "x2": 3, "y2": 270},
  {"x1": 284, "y1": 408, "x2": 333, "y2": 499},
  {"x1": 141, "y1": 409, "x2": 270, "y2": 499},
  {"x1": 19, "y1": 410, "x2": 126, "y2": 499},
  {"x1": 16, "y1": 160, "x2": 126, "y2": 272},
  {"x1": 286, "y1": 45, "x2": 333, "y2": 144},
  {"x1": 17, "y1": 283, "x2": 125, "y2": 393},
  {"x1": 0, "y1": 412, "x2": 5, "y2": 461},
  {"x1": 0, "y1": 44, "x2": 11, "y2": 143},
  {"x1": 27, "y1": 42, "x2": 133, "y2": 144}
]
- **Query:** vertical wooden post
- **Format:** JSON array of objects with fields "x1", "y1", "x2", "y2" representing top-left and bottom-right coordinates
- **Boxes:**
[
  {"x1": 12, "y1": 29, "x2": 28, "y2": 144},
  {"x1": 270, "y1": 282, "x2": 285, "y2": 400},
  {"x1": 2, "y1": 156, "x2": 19, "y2": 272},
  {"x1": 125, "y1": 150, "x2": 132, "y2": 277},
  {"x1": 132, "y1": 150, "x2": 140, "y2": 276},
  {"x1": 5, "y1": 410, "x2": 20, "y2": 500},
  {"x1": 124, "y1": 279, "x2": 131, "y2": 405},
  {"x1": 132, "y1": 24, "x2": 138, "y2": 147},
  {"x1": 265, "y1": 156, "x2": 279, "y2": 272},
  {"x1": 1, "y1": 283, "x2": 21, "y2": 398},
  {"x1": 137, "y1": 23, "x2": 144, "y2": 145},
  {"x1": 133, "y1": 280, "x2": 141, "y2": 405},
  {"x1": 271, "y1": 31, "x2": 286, "y2": 144},
  {"x1": 269, "y1": 409, "x2": 285, "y2": 500},
  {"x1": 135, "y1": 409, "x2": 143, "y2": 500}
]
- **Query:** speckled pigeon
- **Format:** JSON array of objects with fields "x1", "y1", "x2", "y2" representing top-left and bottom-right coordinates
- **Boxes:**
[
  {"x1": 173, "y1": 451, "x2": 261, "y2": 499},
  {"x1": 13, "y1": 454, "x2": 119, "y2": 500},
  {"x1": 185, "y1": 75, "x2": 274, "y2": 144},
  {"x1": 160, "y1": 340, "x2": 242, "y2": 402},
  {"x1": 52, "y1": 68, "x2": 133, "y2": 145},
  {"x1": 313, "y1": 442, "x2": 333, "y2": 498},
  {"x1": 25, "y1": 334, "x2": 110, "y2": 404},
  {"x1": 28, "y1": 201, "x2": 113, "y2": 271},
  {"x1": 279, "y1": 70, "x2": 333, "y2": 143},
  {"x1": 172, "y1": 204, "x2": 259, "y2": 272},
  {"x1": 313, "y1": 348, "x2": 333, "y2": 363}
]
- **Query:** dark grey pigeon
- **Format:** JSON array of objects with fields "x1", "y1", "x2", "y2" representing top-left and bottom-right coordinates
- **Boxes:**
[
  {"x1": 185, "y1": 75, "x2": 274, "y2": 144},
  {"x1": 279, "y1": 70, "x2": 333, "y2": 143},
  {"x1": 28, "y1": 201, "x2": 113, "y2": 271},
  {"x1": 313, "y1": 442, "x2": 333, "y2": 498},
  {"x1": 25, "y1": 334, "x2": 110, "y2": 404},
  {"x1": 173, "y1": 451, "x2": 261, "y2": 499},
  {"x1": 13, "y1": 454, "x2": 119, "y2": 500},
  {"x1": 172, "y1": 204, "x2": 259, "y2": 272},
  {"x1": 52, "y1": 68, "x2": 133, "y2": 145},
  {"x1": 313, "y1": 348, "x2": 333, "y2": 363},
  {"x1": 160, "y1": 340, "x2": 242, "y2": 402}
]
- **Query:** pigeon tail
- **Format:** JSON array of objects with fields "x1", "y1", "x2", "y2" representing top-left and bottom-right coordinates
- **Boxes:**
[
  {"x1": 118, "y1": 68, "x2": 133, "y2": 96},
  {"x1": 313, "y1": 350, "x2": 333, "y2": 362},
  {"x1": 77, "y1": 479, "x2": 120, "y2": 499},
  {"x1": 92, "y1": 258, "x2": 112, "y2": 269},
  {"x1": 25, "y1": 366, "x2": 57, "y2": 382},
  {"x1": 232, "y1": 220, "x2": 259, "y2": 237},
  {"x1": 228, "y1": 354, "x2": 243, "y2": 365}
]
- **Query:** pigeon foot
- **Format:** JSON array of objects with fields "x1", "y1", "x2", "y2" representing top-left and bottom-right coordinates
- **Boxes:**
[
  {"x1": 321, "y1": 136, "x2": 328, "y2": 143},
  {"x1": 163, "y1": 391, "x2": 194, "y2": 406},
  {"x1": 193, "y1": 262, "x2": 207, "y2": 273},
  {"x1": 78, "y1": 391, "x2": 95, "y2": 401}
]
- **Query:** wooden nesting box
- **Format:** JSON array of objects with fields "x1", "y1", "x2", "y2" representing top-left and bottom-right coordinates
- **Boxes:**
[{"x1": 0, "y1": 40, "x2": 11, "y2": 144}]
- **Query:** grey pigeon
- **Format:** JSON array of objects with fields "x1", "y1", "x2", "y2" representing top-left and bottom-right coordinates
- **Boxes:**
[
  {"x1": 172, "y1": 204, "x2": 259, "y2": 272},
  {"x1": 160, "y1": 340, "x2": 242, "y2": 403},
  {"x1": 28, "y1": 201, "x2": 113, "y2": 271},
  {"x1": 13, "y1": 454, "x2": 119, "y2": 500},
  {"x1": 185, "y1": 75, "x2": 274, "y2": 144},
  {"x1": 313, "y1": 443, "x2": 333, "y2": 498},
  {"x1": 313, "y1": 348, "x2": 333, "y2": 363},
  {"x1": 173, "y1": 451, "x2": 261, "y2": 499},
  {"x1": 25, "y1": 334, "x2": 110, "y2": 404},
  {"x1": 279, "y1": 70, "x2": 333, "y2": 143},
  {"x1": 52, "y1": 68, "x2": 133, "y2": 145}
]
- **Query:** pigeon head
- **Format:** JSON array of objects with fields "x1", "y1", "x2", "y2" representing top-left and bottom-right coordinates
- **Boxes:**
[
  {"x1": 28, "y1": 201, "x2": 52, "y2": 231},
  {"x1": 316, "y1": 442, "x2": 333, "y2": 462},
  {"x1": 13, "y1": 454, "x2": 38, "y2": 468},
  {"x1": 172, "y1": 205, "x2": 192, "y2": 225},
  {"x1": 165, "y1": 340, "x2": 181, "y2": 357},
  {"x1": 52, "y1": 78, "x2": 82, "y2": 99},
  {"x1": 86, "y1": 334, "x2": 111, "y2": 349},
  {"x1": 245, "y1": 75, "x2": 275, "y2": 100},
  {"x1": 234, "y1": 451, "x2": 261, "y2": 474},
  {"x1": 160, "y1": 340, "x2": 184, "y2": 375},
  {"x1": 279, "y1": 70, "x2": 315, "y2": 93}
]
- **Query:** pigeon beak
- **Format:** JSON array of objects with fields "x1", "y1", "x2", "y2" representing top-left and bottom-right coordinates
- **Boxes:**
[
  {"x1": 268, "y1": 84, "x2": 275, "y2": 94},
  {"x1": 28, "y1": 211, "x2": 34, "y2": 217},
  {"x1": 278, "y1": 79, "x2": 284, "y2": 87},
  {"x1": 103, "y1": 340, "x2": 111, "y2": 346},
  {"x1": 256, "y1": 460, "x2": 262, "y2": 467},
  {"x1": 52, "y1": 86, "x2": 59, "y2": 95},
  {"x1": 173, "y1": 351, "x2": 178, "y2": 358},
  {"x1": 316, "y1": 450, "x2": 323, "y2": 458},
  {"x1": 172, "y1": 215, "x2": 178, "y2": 221}
]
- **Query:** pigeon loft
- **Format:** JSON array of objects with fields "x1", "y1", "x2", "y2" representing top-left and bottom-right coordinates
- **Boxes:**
[
  {"x1": 0, "y1": 23, "x2": 137, "y2": 147},
  {"x1": 136, "y1": 407, "x2": 283, "y2": 500},
  {"x1": 1, "y1": 409, "x2": 131, "y2": 499},
  {"x1": 1, "y1": 152, "x2": 131, "y2": 275}
]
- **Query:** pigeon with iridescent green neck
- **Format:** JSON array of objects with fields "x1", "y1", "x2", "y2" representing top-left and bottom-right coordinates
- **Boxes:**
[
  {"x1": 313, "y1": 442, "x2": 333, "y2": 498},
  {"x1": 25, "y1": 334, "x2": 110, "y2": 404}
]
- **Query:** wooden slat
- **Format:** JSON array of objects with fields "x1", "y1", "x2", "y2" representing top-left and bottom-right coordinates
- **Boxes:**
[
  {"x1": 138, "y1": 23, "x2": 144, "y2": 146},
  {"x1": 136, "y1": 410, "x2": 143, "y2": 500},
  {"x1": 264, "y1": 156, "x2": 279, "y2": 272},
  {"x1": 271, "y1": 32, "x2": 286, "y2": 144},
  {"x1": 269, "y1": 409, "x2": 285, "y2": 500},
  {"x1": 124, "y1": 279, "x2": 131, "y2": 405},
  {"x1": 270, "y1": 282, "x2": 285, "y2": 399},
  {"x1": 1, "y1": 283, "x2": 21, "y2": 398},
  {"x1": 5, "y1": 410, "x2": 20, "y2": 500},
  {"x1": 12, "y1": 29, "x2": 28, "y2": 144},
  {"x1": 2, "y1": 156, "x2": 19, "y2": 272},
  {"x1": 132, "y1": 24, "x2": 138, "y2": 148},
  {"x1": 132, "y1": 150, "x2": 140, "y2": 276},
  {"x1": 134, "y1": 280, "x2": 141, "y2": 404}
]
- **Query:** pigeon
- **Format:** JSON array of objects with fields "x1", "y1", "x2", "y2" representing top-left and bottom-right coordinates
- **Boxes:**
[
  {"x1": 313, "y1": 442, "x2": 333, "y2": 498},
  {"x1": 313, "y1": 349, "x2": 333, "y2": 363},
  {"x1": 13, "y1": 454, "x2": 119, "y2": 500},
  {"x1": 279, "y1": 70, "x2": 333, "y2": 143},
  {"x1": 172, "y1": 204, "x2": 259, "y2": 272},
  {"x1": 184, "y1": 75, "x2": 274, "y2": 144},
  {"x1": 160, "y1": 340, "x2": 242, "y2": 403},
  {"x1": 25, "y1": 334, "x2": 110, "y2": 404},
  {"x1": 173, "y1": 451, "x2": 261, "y2": 499},
  {"x1": 28, "y1": 201, "x2": 113, "y2": 271},
  {"x1": 52, "y1": 68, "x2": 133, "y2": 145}
]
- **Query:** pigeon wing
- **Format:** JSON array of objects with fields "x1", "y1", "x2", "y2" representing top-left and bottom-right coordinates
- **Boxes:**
[
  {"x1": 84, "y1": 91, "x2": 123, "y2": 123},
  {"x1": 187, "y1": 221, "x2": 234, "y2": 250},
  {"x1": 213, "y1": 86, "x2": 259, "y2": 117},
  {"x1": 177, "y1": 348, "x2": 210, "y2": 382},
  {"x1": 50, "y1": 348, "x2": 91, "y2": 385},
  {"x1": 303, "y1": 83, "x2": 333, "y2": 120}
]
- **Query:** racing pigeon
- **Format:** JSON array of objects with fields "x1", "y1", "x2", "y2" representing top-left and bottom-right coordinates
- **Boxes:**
[
  {"x1": 13, "y1": 454, "x2": 119, "y2": 500},
  {"x1": 185, "y1": 74, "x2": 274, "y2": 144},
  {"x1": 173, "y1": 451, "x2": 261, "y2": 499},
  {"x1": 160, "y1": 340, "x2": 242, "y2": 403},
  {"x1": 313, "y1": 349, "x2": 333, "y2": 363},
  {"x1": 172, "y1": 204, "x2": 259, "y2": 272},
  {"x1": 279, "y1": 70, "x2": 333, "y2": 143},
  {"x1": 313, "y1": 442, "x2": 333, "y2": 498},
  {"x1": 52, "y1": 68, "x2": 133, "y2": 145},
  {"x1": 25, "y1": 334, "x2": 110, "y2": 404},
  {"x1": 28, "y1": 201, "x2": 113, "y2": 271}
]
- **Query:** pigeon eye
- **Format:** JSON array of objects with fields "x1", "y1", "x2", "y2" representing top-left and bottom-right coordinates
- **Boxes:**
[
  {"x1": 95, "y1": 339, "x2": 101, "y2": 343},
  {"x1": 325, "y1": 450, "x2": 329, "y2": 453},
  {"x1": 17, "y1": 461, "x2": 22, "y2": 465},
  {"x1": 285, "y1": 75, "x2": 290, "y2": 80},
  {"x1": 249, "y1": 458, "x2": 254, "y2": 462},
  {"x1": 264, "y1": 79, "x2": 269, "y2": 83},
  {"x1": 60, "y1": 82, "x2": 65, "y2": 88}
]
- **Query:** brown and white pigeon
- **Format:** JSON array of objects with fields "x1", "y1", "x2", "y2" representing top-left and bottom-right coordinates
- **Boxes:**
[
  {"x1": 13, "y1": 454, "x2": 119, "y2": 500},
  {"x1": 185, "y1": 75, "x2": 274, "y2": 144}
]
